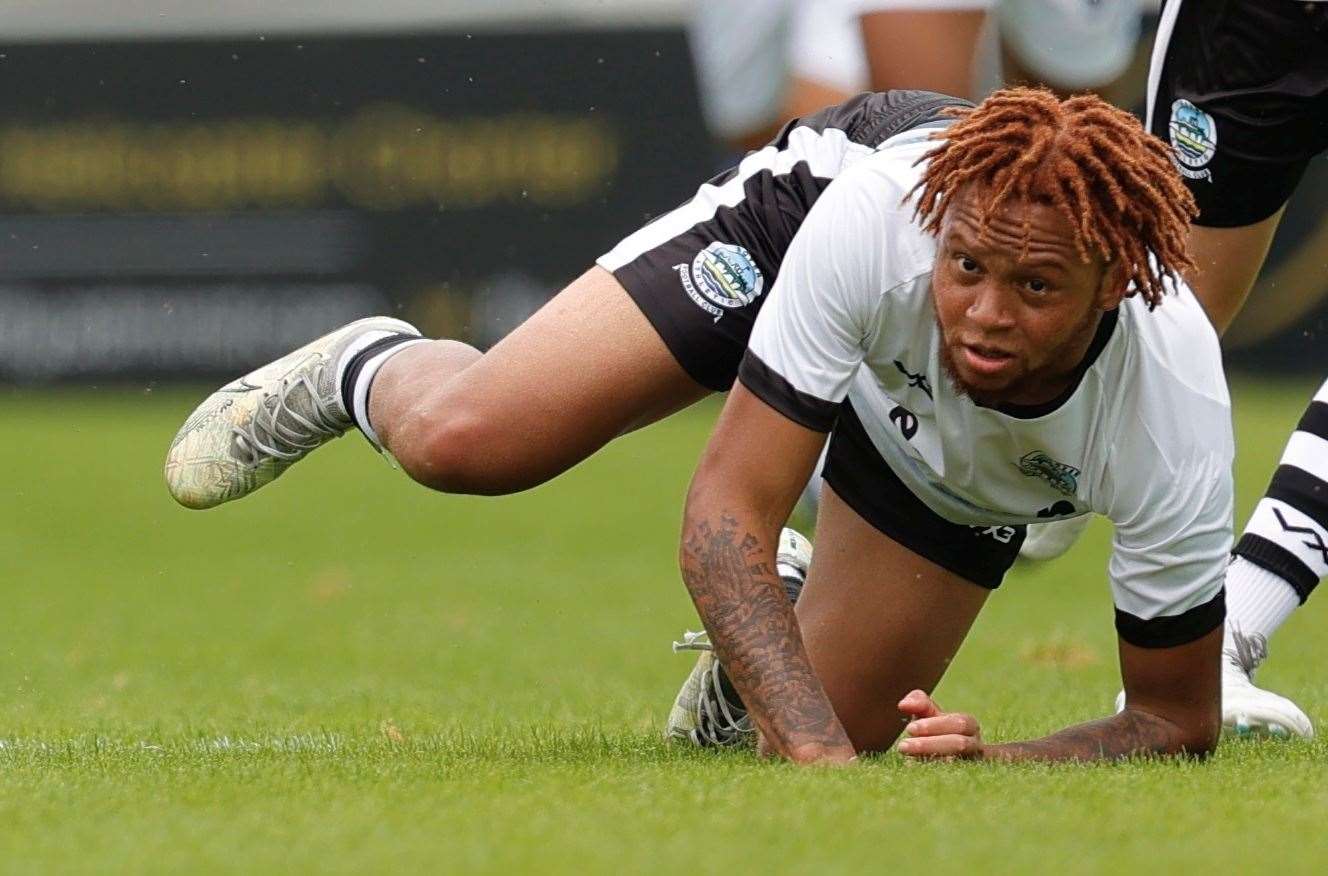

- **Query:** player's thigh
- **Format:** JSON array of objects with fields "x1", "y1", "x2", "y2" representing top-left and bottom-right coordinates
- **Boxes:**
[
  {"x1": 796, "y1": 401, "x2": 1023, "y2": 752},
  {"x1": 446, "y1": 265, "x2": 710, "y2": 454},
  {"x1": 858, "y1": 4, "x2": 991, "y2": 100},
  {"x1": 796, "y1": 483, "x2": 990, "y2": 754},
  {"x1": 1186, "y1": 209, "x2": 1285, "y2": 335}
]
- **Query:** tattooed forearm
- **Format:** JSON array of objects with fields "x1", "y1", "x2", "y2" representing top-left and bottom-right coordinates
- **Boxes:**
[
  {"x1": 680, "y1": 511, "x2": 853, "y2": 760},
  {"x1": 984, "y1": 708, "x2": 1214, "y2": 763}
]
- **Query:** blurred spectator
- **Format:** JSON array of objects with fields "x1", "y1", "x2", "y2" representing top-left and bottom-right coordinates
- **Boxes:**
[{"x1": 691, "y1": 0, "x2": 1142, "y2": 152}]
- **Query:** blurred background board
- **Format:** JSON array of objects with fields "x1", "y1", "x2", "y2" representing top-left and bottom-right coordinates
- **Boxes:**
[
  {"x1": 0, "y1": 27, "x2": 710, "y2": 381},
  {"x1": 0, "y1": 1, "x2": 1321, "y2": 383}
]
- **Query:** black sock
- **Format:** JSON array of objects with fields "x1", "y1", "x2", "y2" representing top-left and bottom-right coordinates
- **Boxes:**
[{"x1": 339, "y1": 334, "x2": 423, "y2": 432}]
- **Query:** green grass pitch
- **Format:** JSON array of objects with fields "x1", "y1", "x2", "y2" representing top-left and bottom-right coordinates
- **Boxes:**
[{"x1": 1, "y1": 377, "x2": 1326, "y2": 873}]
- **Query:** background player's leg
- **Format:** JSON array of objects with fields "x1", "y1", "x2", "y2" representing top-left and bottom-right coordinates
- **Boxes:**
[
  {"x1": 1214, "y1": 377, "x2": 1328, "y2": 738},
  {"x1": 794, "y1": 484, "x2": 989, "y2": 753},
  {"x1": 368, "y1": 266, "x2": 710, "y2": 495},
  {"x1": 859, "y1": 8, "x2": 989, "y2": 100},
  {"x1": 1186, "y1": 210, "x2": 1286, "y2": 336}
]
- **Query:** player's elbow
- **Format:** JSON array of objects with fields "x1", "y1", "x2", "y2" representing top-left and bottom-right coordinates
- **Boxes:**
[
  {"x1": 1176, "y1": 719, "x2": 1221, "y2": 759},
  {"x1": 1161, "y1": 711, "x2": 1221, "y2": 759}
]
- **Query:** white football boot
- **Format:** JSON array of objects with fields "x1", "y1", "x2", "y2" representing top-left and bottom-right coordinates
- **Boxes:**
[
  {"x1": 1220, "y1": 632, "x2": 1313, "y2": 739},
  {"x1": 665, "y1": 527, "x2": 813, "y2": 746},
  {"x1": 1112, "y1": 633, "x2": 1313, "y2": 739},
  {"x1": 1019, "y1": 514, "x2": 1092, "y2": 562},
  {"x1": 165, "y1": 316, "x2": 420, "y2": 509}
]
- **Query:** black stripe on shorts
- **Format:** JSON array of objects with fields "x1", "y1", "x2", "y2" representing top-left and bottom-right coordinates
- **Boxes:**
[{"x1": 821, "y1": 401, "x2": 1024, "y2": 590}]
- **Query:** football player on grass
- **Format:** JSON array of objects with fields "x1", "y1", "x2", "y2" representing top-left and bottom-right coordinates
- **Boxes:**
[{"x1": 168, "y1": 88, "x2": 1229, "y2": 763}]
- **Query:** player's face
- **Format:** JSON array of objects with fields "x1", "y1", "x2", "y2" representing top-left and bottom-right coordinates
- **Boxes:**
[{"x1": 931, "y1": 186, "x2": 1124, "y2": 407}]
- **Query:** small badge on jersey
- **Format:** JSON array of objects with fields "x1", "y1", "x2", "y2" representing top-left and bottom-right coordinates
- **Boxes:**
[
  {"x1": 675, "y1": 242, "x2": 764, "y2": 322},
  {"x1": 1167, "y1": 99, "x2": 1217, "y2": 181},
  {"x1": 1017, "y1": 451, "x2": 1080, "y2": 496}
]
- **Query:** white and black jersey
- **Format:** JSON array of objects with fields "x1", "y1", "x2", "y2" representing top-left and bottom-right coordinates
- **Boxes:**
[
  {"x1": 595, "y1": 90, "x2": 1231, "y2": 648},
  {"x1": 739, "y1": 128, "x2": 1234, "y2": 649},
  {"x1": 598, "y1": 90, "x2": 970, "y2": 391}
]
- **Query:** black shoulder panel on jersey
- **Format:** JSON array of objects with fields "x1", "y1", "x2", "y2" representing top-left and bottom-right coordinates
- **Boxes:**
[
  {"x1": 770, "y1": 90, "x2": 973, "y2": 151},
  {"x1": 737, "y1": 351, "x2": 840, "y2": 433},
  {"x1": 1114, "y1": 588, "x2": 1226, "y2": 649}
]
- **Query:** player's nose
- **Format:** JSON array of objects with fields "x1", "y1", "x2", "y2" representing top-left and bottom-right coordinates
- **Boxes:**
[{"x1": 964, "y1": 284, "x2": 1017, "y2": 331}]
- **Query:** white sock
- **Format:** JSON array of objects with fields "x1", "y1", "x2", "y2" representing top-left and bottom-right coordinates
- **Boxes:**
[
  {"x1": 1223, "y1": 556, "x2": 1300, "y2": 676},
  {"x1": 337, "y1": 336, "x2": 429, "y2": 450},
  {"x1": 1225, "y1": 376, "x2": 1328, "y2": 675}
]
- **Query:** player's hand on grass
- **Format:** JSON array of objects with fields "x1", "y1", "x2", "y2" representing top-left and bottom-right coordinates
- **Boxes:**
[{"x1": 896, "y1": 690, "x2": 983, "y2": 760}]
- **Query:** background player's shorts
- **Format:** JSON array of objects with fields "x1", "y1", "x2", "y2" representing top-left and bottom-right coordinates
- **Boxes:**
[
  {"x1": 595, "y1": 90, "x2": 968, "y2": 391},
  {"x1": 688, "y1": 0, "x2": 796, "y2": 142},
  {"x1": 1147, "y1": 0, "x2": 1328, "y2": 228},
  {"x1": 824, "y1": 402, "x2": 1026, "y2": 589},
  {"x1": 999, "y1": 0, "x2": 1139, "y2": 90},
  {"x1": 852, "y1": 0, "x2": 994, "y2": 9}
]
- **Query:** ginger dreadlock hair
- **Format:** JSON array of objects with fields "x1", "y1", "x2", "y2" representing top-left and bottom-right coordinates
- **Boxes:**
[{"x1": 910, "y1": 87, "x2": 1197, "y2": 309}]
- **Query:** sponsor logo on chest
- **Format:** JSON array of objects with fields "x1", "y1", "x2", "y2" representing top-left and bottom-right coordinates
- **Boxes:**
[{"x1": 1017, "y1": 450, "x2": 1080, "y2": 496}]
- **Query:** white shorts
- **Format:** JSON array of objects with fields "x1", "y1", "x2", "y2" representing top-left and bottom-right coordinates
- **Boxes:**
[
  {"x1": 854, "y1": 0, "x2": 995, "y2": 8},
  {"x1": 998, "y1": 0, "x2": 1141, "y2": 89},
  {"x1": 788, "y1": 0, "x2": 872, "y2": 96},
  {"x1": 688, "y1": 0, "x2": 798, "y2": 140}
]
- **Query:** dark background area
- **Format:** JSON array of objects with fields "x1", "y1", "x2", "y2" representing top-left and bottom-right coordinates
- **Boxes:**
[{"x1": 0, "y1": 22, "x2": 1321, "y2": 382}]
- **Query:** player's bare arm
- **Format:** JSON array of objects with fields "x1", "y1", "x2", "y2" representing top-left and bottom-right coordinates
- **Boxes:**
[
  {"x1": 679, "y1": 384, "x2": 852, "y2": 764},
  {"x1": 900, "y1": 626, "x2": 1221, "y2": 761}
]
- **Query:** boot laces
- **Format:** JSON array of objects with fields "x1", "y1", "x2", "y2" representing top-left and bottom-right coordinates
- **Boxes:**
[
  {"x1": 672, "y1": 631, "x2": 752, "y2": 747},
  {"x1": 232, "y1": 362, "x2": 345, "y2": 465}
]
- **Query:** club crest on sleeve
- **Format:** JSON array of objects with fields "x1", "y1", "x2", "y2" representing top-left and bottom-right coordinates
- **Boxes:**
[
  {"x1": 675, "y1": 242, "x2": 764, "y2": 321},
  {"x1": 1168, "y1": 99, "x2": 1217, "y2": 181},
  {"x1": 1017, "y1": 451, "x2": 1080, "y2": 496}
]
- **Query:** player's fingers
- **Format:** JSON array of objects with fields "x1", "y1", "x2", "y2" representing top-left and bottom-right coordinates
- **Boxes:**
[
  {"x1": 897, "y1": 733, "x2": 981, "y2": 759},
  {"x1": 906, "y1": 712, "x2": 978, "y2": 738},
  {"x1": 897, "y1": 689, "x2": 943, "y2": 719}
]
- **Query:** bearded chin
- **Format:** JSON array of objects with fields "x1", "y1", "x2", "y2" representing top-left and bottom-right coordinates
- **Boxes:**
[
  {"x1": 934, "y1": 304, "x2": 1103, "y2": 409},
  {"x1": 936, "y1": 340, "x2": 1014, "y2": 407}
]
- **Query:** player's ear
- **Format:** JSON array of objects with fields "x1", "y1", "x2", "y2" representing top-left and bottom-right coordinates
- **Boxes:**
[{"x1": 1095, "y1": 258, "x2": 1129, "y2": 310}]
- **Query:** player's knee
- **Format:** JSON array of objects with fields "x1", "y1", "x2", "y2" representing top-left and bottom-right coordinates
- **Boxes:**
[
  {"x1": 391, "y1": 406, "x2": 497, "y2": 494},
  {"x1": 391, "y1": 404, "x2": 544, "y2": 496}
]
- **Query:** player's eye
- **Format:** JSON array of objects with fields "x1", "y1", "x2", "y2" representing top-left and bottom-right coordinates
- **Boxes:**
[
  {"x1": 1025, "y1": 277, "x2": 1049, "y2": 294},
  {"x1": 956, "y1": 255, "x2": 979, "y2": 273}
]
